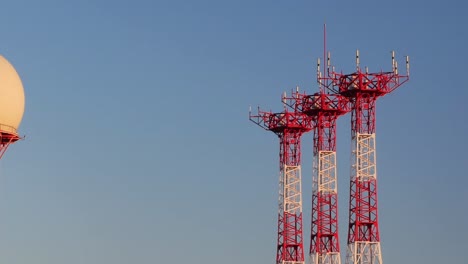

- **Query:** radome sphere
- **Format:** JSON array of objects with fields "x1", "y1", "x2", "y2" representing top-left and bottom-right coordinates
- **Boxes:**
[{"x1": 0, "y1": 56, "x2": 25, "y2": 135}]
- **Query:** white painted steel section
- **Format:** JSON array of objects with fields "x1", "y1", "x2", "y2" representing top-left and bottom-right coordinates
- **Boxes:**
[
  {"x1": 346, "y1": 242, "x2": 382, "y2": 264},
  {"x1": 354, "y1": 133, "x2": 377, "y2": 181},
  {"x1": 311, "y1": 252, "x2": 341, "y2": 264},
  {"x1": 316, "y1": 151, "x2": 338, "y2": 193},
  {"x1": 280, "y1": 165, "x2": 303, "y2": 214}
]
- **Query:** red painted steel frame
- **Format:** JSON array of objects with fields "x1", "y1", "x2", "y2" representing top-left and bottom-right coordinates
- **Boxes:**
[
  {"x1": 336, "y1": 71, "x2": 408, "y2": 135},
  {"x1": 250, "y1": 108, "x2": 312, "y2": 263},
  {"x1": 347, "y1": 178, "x2": 380, "y2": 243},
  {"x1": 0, "y1": 132, "x2": 20, "y2": 159},
  {"x1": 334, "y1": 68, "x2": 409, "y2": 245},
  {"x1": 311, "y1": 192, "x2": 339, "y2": 253}
]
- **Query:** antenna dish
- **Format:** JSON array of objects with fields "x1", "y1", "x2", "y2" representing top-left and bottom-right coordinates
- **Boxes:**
[{"x1": 0, "y1": 56, "x2": 25, "y2": 135}]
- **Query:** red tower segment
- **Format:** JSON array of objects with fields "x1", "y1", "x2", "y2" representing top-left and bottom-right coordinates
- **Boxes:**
[
  {"x1": 250, "y1": 106, "x2": 312, "y2": 264},
  {"x1": 333, "y1": 51, "x2": 409, "y2": 264}
]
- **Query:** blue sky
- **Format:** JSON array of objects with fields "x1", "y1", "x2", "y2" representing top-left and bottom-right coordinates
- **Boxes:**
[{"x1": 0, "y1": 0, "x2": 467, "y2": 263}]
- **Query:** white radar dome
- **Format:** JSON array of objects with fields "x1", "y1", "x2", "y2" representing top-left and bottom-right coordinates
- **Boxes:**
[{"x1": 0, "y1": 55, "x2": 25, "y2": 135}]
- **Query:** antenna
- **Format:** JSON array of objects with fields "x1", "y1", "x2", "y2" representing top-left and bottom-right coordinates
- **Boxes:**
[
  {"x1": 356, "y1": 50, "x2": 360, "y2": 70},
  {"x1": 324, "y1": 23, "x2": 327, "y2": 80},
  {"x1": 317, "y1": 58, "x2": 321, "y2": 75},
  {"x1": 406, "y1": 56, "x2": 410, "y2": 76},
  {"x1": 282, "y1": 91, "x2": 287, "y2": 109},
  {"x1": 317, "y1": 58, "x2": 322, "y2": 92},
  {"x1": 392, "y1": 51, "x2": 396, "y2": 72}
]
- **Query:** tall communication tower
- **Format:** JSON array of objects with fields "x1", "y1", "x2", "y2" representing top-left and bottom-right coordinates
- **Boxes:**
[
  {"x1": 0, "y1": 55, "x2": 25, "y2": 159},
  {"x1": 332, "y1": 51, "x2": 409, "y2": 264},
  {"x1": 284, "y1": 50, "x2": 350, "y2": 264},
  {"x1": 250, "y1": 103, "x2": 312, "y2": 264}
]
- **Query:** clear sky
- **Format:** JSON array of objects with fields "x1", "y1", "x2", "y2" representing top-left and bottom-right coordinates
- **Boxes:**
[{"x1": 0, "y1": 0, "x2": 467, "y2": 263}]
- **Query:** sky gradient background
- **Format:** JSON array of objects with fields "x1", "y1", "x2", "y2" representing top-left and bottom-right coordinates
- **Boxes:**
[{"x1": 0, "y1": 0, "x2": 467, "y2": 263}]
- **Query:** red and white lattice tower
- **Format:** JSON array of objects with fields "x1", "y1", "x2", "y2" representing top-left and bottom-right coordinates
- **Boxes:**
[
  {"x1": 250, "y1": 103, "x2": 312, "y2": 264},
  {"x1": 285, "y1": 51, "x2": 350, "y2": 264},
  {"x1": 332, "y1": 51, "x2": 410, "y2": 264}
]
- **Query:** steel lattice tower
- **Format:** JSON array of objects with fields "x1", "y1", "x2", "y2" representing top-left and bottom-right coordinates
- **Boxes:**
[
  {"x1": 332, "y1": 51, "x2": 409, "y2": 264},
  {"x1": 285, "y1": 52, "x2": 350, "y2": 264},
  {"x1": 250, "y1": 104, "x2": 312, "y2": 264}
]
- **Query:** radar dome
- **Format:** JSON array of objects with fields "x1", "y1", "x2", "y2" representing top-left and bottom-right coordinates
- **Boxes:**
[{"x1": 0, "y1": 55, "x2": 25, "y2": 135}]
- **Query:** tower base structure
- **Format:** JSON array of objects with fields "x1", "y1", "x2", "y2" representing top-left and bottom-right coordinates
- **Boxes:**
[
  {"x1": 311, "y1": 252, "x2": 341, "y2": 264},
  {"x1": 346, "y1": 242, "x2": 382, "y2": 264}
]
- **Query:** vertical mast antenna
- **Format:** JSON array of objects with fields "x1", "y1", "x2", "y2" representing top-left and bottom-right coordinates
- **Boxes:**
[{"x1": 323, "y1": 23, "x2": 327, "y2": 91}]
